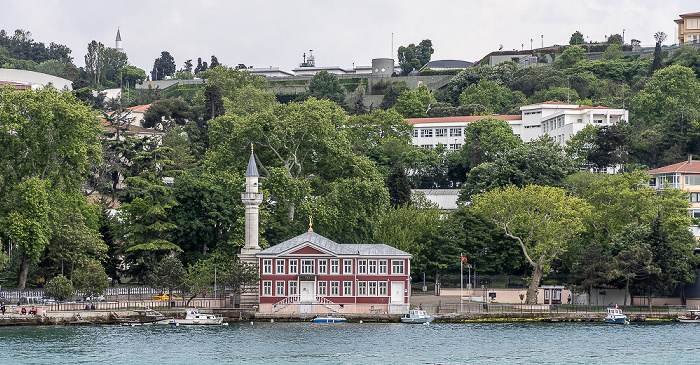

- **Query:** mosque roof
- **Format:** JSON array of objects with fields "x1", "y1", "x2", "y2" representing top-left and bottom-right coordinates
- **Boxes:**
[{"x1": 257, "y1": 231, "x2": 412, "y2": 258}]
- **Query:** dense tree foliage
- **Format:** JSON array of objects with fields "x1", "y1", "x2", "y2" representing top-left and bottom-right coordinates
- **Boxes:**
[{"x1": 397, "y1": 39, "x2": 434, "y2": 76}]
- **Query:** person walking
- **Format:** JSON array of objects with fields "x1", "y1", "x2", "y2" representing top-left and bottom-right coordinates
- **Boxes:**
[{"x1": 1, "y1": 304, "x2": 5, "y2": 315}]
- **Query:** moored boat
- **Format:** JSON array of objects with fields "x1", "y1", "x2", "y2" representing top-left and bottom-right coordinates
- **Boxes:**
[
  {"x1": 121, "y1": 309, "x2": 173, "y2": 326},
  {"x1": 401, "y1": 309, "x2": 434, "y2": 324},
  {"x1": 604, "y1": 306, "x2": 629, "y2": 325},
  {"x1": 678, "y1": 309, "x2": 700, "y2": 323},
  {"x1": 312, "y1": 315, "x2": 346, "y2": 323},
  {"x1": 173, "y1": 308, "x2": 224, "y2": 325}
]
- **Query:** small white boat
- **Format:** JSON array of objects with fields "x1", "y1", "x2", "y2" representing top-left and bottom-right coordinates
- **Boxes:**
[
  {"x1": 312, "y1": 315, "x2": 346, "y2": 323},
  {"x1": 401, "y1": 309, "x2": 434, "y2": 324},
  {"x1": 604, "y1": 306, "x2": 630, "y2": 325},
  {"x1": 173, "y1": 308, "x2": 224, "y2": 325},
  {"x1": 678, "y1": 309, "x2": 700, "y2": 323}
]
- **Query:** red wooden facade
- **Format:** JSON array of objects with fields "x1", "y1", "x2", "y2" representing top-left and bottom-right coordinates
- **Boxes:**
[{"x1": 256, "y1": 231, "x2": 412, "y2": 313}]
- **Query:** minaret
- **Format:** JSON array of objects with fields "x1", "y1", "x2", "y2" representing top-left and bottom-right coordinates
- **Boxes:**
[
  {"x1": 239, "y1": 145, "x2": 263, "y2": 262},
  {"x1": 115, "y1": 27, "x2": 123, "y2": 52}
]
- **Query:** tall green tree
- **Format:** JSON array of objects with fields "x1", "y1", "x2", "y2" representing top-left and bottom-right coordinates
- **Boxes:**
[
  {"x1": 472, "y1": 185, "x2": 591, "y2": 304},
  {"x1": 394, "y1": 85, "x2": 436, "y2": 118},
  {"x1": 569, "y1": 31, "x2": 585, "y2": 45},
  {"x1": 152, "y1": 51, "x2": 176, "y2": 80},
  {"x1": 632, "y1": 65, "x2": 700, "y2": 126},
  {"x1": 397, "y1": 39, "x2": 434, "y2": 75},
  {"x1": 387, "y1": 163, "x2": 411, "y2": 208},
  {"x1": 0, "y1": 87, "x2": 102, "y2": 288},
  {"x1": 308, "y1": 71, "x2": 345, "y2": 105}
]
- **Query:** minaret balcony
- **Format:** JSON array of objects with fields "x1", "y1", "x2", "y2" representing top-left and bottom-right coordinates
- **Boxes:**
[{"x1": 241, "y1": 192, "x2": 263, "y2": 204}]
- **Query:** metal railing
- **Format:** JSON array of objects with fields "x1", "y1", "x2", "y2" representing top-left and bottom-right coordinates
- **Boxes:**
[{"x1": 420, "y1": 302, "x2": 690, "y2": 315}]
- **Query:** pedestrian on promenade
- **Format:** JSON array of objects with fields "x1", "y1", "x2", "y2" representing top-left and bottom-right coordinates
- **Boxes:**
[{"x1": 1, "y1": 304, "x2": 5, "y2": 315}]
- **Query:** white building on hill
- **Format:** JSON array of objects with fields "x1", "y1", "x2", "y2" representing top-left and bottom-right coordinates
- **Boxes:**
[{"x1": 407, "y1": 102, "x2": 629, "y2": 148}]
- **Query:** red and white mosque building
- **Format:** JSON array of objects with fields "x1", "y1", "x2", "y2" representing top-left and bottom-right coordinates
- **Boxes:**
[{"x1": 238, "y1": 149, "x2": 412, "y2": 314}]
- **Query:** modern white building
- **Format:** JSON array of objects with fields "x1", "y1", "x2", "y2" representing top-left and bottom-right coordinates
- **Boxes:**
[
  {"x1": 407, "y1": 102, "x2": 629, "y2": 148},
  {"x1": 0, "y1": 69, "x2": 72, "y2": 90}
]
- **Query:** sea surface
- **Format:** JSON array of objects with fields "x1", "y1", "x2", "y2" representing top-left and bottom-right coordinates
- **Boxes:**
[{"x1": 1, "y1": 321, "x2": 698, "y2": 364}]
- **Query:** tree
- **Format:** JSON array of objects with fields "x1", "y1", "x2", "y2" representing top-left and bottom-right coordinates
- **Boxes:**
[
  {"x1": 458, "y1": 80, "x2": 524, "y2": 114},
  {"x1": 460, "y1": 138, "x2": 576, "y2": 201},
  {"x1": 397, "y1": 39, "x2": 434, "y2": 76},
  {"x1": 308, "y1": 71, "x2": 345, "y2": 105},
  {"x1": 143, "y1": 98, "x2": 192, "y2": 132},
  {"x1": 72, "y1": 259, "x2": 109, "y2": 298},
  {"x1": 152, "y1": 51, "x2": 176, "y2": 80},
  {"x1": 379, "y1": 81, "x2": 410, "y2": 110},
  {"x1": 394, "y1": 85, "x2": 436, "y2": 118},
  {"x1": 387, "y1": 164, "x2": 411, "y2": 207},
  {"x1": 0, "y1": 87, "x2": 102, "y2": 288},
  {"x1": 607, "y1": 34, "x2": 623, "y2": 45},
  {"x1": 102, "y1": 47, "x2": 128, "y2": 86},
  {"x1": 217, "y1": 259, "x2": 260, "y2": 295},
  {"x1": 148, "y1": 255, "x2": 187, "y2": 306},
  {"x1": 120, "y1": 65, "x2": 147, "y2": 87},
  {"x1": 553, "y1": 46, "x2": 586, "y2": 69},
  {"x1": 459, "y1": 117, "x2": 522, "y2": 171},
  {"x1": 44, "y1": 275, "x2": 74, "y2": 301},
  {"x1": 472, "y1": 185, "x2": 591, "y2": 304},
  {"x1": 210, "y1": 55, "x2": 220, "y2": 69},
  {"x1": 342, "y1": 108, "x2": 413, "y2": 156},
  {"x1": 632, "y1": 65, "x2": 700, "y2": 125},
  {"x1": 604, "y1": 44, "x2": 623, "y2": 60},
  {"x1": 569, "y1": 31, "x2": 585, "y2": 46},
  {"x1": 652, "y1": 31, "x2": 667, "y2": 73},
  {"x1": 84, "y1": 40, "x2": 104, "y2": 85}
]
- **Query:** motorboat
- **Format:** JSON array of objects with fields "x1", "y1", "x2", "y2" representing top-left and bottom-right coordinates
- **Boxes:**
[
  {"x1": 173, "y1": 308, "x2": 224, "y2": 325},
  {"x1": 121, "y1": 309, "x2": 173, "y2": 326},
  {"x1": 312, "y1": 315, "x2": 346, "y2": 323},
  {"x1": 401, "y1": 309, "x2": 434, "y2": 324},
  {"x1": 678, "y1": 309, "x2": 700, "y2": 323},
  {"x1": 604, "y1": 306, "x2": 630, "y2": 324}
]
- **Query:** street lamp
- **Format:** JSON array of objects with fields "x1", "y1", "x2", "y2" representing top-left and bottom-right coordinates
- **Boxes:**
[{"x1": 214, "y1": 261, "x2": 219, "y2": 305}]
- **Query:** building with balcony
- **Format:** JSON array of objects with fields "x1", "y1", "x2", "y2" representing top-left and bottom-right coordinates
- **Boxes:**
[
  {"x1": 675, "y1": 12, "x2": 700, "y2": 45},
  {"x1": 647, "y1": 157, "x2": 700, "y2": 219}
]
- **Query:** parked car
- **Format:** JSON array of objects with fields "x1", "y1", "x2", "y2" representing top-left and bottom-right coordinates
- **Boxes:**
[{"x1": 153, "y1": 293, "x2": 182, "y2": 301}]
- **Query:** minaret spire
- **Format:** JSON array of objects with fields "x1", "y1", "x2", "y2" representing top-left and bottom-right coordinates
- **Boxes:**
[{"x1": 115, "y1": 27, "x2": 123, "y2": 52}]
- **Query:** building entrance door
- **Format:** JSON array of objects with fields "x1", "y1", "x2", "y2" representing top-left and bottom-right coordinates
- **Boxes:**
[
  {"x1": 300, "y1": 281, "x2": 315, "y2": 303},
  {"x1": 390, "y1": 281, "x2": 404, "y2": 304}
]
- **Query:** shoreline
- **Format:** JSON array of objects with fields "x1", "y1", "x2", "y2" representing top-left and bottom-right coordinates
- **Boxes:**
[{"x1": 0, "y1": 309, "x2": 679, "y2": 326}]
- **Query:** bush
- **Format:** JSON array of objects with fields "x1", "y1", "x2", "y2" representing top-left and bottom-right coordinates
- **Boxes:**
[{"x1": 44, "y1": 275, "x2": 74, "y2": 301}]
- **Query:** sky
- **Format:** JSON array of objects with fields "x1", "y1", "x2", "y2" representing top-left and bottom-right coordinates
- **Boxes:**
[{"x1": 1, "y1": 1, "x2": 697, "y2": 74}]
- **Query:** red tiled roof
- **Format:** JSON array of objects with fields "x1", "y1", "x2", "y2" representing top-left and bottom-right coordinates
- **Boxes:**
[
  {"x1": 647, "y1": 160, "x2": 700, "y2": 174},
  {"x1": 125, "y1": 104, "x2": 151, "y2": 112},
  {"x1": 521, "y1": 101, "x2": 575, "y2": 107},
  {"x1": 679, "y1": 12, "x2": 700, "y2": 18},
  {"x1": 405, "y1": 115, "x2": 521, "y2": 125},
  {"x1": 572, "y1": 105, "x2": 616, "y2": 110}
]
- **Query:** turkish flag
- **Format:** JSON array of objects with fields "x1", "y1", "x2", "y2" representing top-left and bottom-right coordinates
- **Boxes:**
[{"x1": 461, "y1": 256, "x2": 468, "y2": 262}]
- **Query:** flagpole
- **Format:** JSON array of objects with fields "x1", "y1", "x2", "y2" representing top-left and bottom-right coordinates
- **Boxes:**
[{"x1": 460, "y1": 252, "x2": 463, "y2": 313}]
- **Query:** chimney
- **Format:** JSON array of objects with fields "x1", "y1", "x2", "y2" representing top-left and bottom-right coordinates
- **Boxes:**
[{"x1": 689, "y1": 155, "x2": 693, "y2": 164}]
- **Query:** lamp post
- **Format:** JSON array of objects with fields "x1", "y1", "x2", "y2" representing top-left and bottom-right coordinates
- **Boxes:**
[{"x1": 214, "y1": 261, "x2": 219, "y2": 306}]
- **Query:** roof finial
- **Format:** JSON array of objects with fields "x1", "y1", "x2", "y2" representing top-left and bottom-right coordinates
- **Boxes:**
[
  {"x1": 308, "y1": 216, "x2": 313, "y2": 232},
  {"x1": 251, "y1": 142, "x2": 254, "y2": 154}
]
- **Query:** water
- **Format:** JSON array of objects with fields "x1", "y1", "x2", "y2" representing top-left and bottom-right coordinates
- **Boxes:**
[{"x1": 1, "y1": 322, "x2": 698, "y2": 364}]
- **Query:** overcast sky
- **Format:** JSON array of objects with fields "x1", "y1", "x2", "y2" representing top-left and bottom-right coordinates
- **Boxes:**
[{"x1": 1, "y1": 1, "x2": 697, "y2": 73}]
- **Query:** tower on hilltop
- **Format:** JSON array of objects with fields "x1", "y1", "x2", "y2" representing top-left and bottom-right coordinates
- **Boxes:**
[{"x1": 115, "y1": 27, "x2": 123, "y2": 52}]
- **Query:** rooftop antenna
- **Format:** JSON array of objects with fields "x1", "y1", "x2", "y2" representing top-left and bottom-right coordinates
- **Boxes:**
[{"x1": 391, "y1": 32, "x2": 394, "y2": 59}]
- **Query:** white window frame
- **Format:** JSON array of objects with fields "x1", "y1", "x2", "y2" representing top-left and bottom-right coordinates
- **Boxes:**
[
  {"x1": 318, "y1": 260, "x2": 327, "y2": 274},
  {"x1": 263, "y1": 259, "x2": 272, "y2": 274},
  {"x1": 368, "y1": 260, "x2": 377, "y2": 275},
  {"x1": 343, "y1": 259, "x2": 353, "y2": 275},
  {"x1": 449, "y1": 128, "x2": 462, "y2": 137},
  {"x1": 262, "y1": 281, "x2": 272, "y2": 296},
  {"x1": 301, "y1": 259, "x2": 314, "y2": 274},
  {"x1": 357, "y1": 260, "x2": 367, "y2": 275},
  {"x1": 276, "y1": 259, "x2": 285, "y2": 275},
  {"x1": 330, "y1": 281, "x2": 340, "y2": 296},
  {"x1": 357, "y1": 281, "x2": 367, "y2": 296},
  {"x1": 276, "y1": 281, "x2": 285, "y2": 296},
  {"x1": 343, "y1": 281, "x2": 353, "y2": 296},
  {"x1": 330, "y1": 259, "x2": 339, "y2": 274},
  {"x1": 420, "y1": 129, "x2": 433, "y2": 138},
  {"x1": 368, "y1": 281, "x2": 377, "y2": 296},
  {"x1": 379, "y1": 260, "x2": 388, "y2": 274},
  {"x1": 289, "y1": 259, "x2": 298, "y2": 274},
  {"x1": 379, "y1": 281, "x2": 388, "y2": 296},
  {"x1": 435, "y1": 128, "x2": 447, "y2": 137},
  {"x1": 288, "y1": 281, "x2": 298, "y2": 296},
  {"x1": 317, "y1": 281, "x2": 327, "y2": 296},
  {"x1": 391, "y1": 260, "x2": 405, "y2": 275}
]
